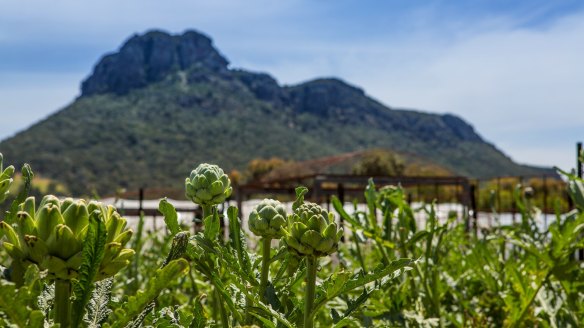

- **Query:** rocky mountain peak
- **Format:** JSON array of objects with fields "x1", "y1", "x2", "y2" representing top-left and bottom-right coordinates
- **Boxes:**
[{"x1": 81, "y1": 30, "x2": 229, "y2": 96}]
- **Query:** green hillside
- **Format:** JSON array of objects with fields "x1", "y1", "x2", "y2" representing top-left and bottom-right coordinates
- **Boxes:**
[{"x1": 0, "y1": 30, "x2": 552, "y2": 195}]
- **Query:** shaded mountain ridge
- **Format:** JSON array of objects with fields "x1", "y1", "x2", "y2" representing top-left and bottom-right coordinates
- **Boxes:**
[{"x1": 0, "y1": 29, "x2": 552, "y2": 195}]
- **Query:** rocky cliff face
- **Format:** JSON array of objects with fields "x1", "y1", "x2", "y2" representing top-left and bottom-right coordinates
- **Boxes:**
[{"x1": 81, "y1": 30, "x2": 229, "y2": 96}]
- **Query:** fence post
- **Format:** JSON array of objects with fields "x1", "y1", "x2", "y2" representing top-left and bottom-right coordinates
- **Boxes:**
[
  {"x1": 138, "y1": 188, "x2": 144, "y2": 214},
  {"x1": 496, "y1": 177, "x2": 501, "y2": 213},
  {"x1": 468, "y1": 184, "x2": 477, "y2": 234},
  {"x1": 336, "y1": 183, "x2": 346, "y2": 242},
  {"x1": 577, "y1": 142, "x2": 583, "y2": 260},
  {"x1": 578, "y1": 142, "x2": 582, "y2": 179},
  {"x1": 543, "y1": 175, "x2": 548, "y2": 229}
]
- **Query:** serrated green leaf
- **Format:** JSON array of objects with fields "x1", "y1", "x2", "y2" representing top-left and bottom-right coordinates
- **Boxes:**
[
  {"x1": 313, "y1": 258, "x2": 413, "y2": 314},
  {"x1": 0, "y1": 279, "x2": 44, "y2": 328},
  {"x1": 292, "y1": 186, "x2": 308, "y2": 212},
  {"x1": 331, "y1": 196, "x2": 362, "y2": 229},
  {"x1": 4, "y1": 163, "x2": 34, "y2": 225},
  {"x1": 159, "y1": 198, "x2": 181, "y2": 236},
  {"x1": 84, "y1": 278, "x2": 114, "y2": 328},
  {"x1": 71, "y1": 212, "x2": 108, "y2": 328},
  {"x1": 203, "y1": 210, "x2": 220, "y2": 241},
  {"x1": 107, "y1": 258, "x2": 190, "y2": 328},
  {"x1": 189, "y1": 295, "x2": 208, "y2": 328},
  {"x1": 227, "y1": 206, "x2": 251, "y2": 274},
  {"x1": 162, "y1": 231, "x2": 190, "y2": 267}
]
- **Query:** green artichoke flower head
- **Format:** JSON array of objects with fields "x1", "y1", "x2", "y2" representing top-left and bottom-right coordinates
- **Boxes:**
[
  {"x1": 0, "y1": 153, "x2": 15, "y2": 204},
  {"x1": 0, "y1": 195, "x2": 135, "y2": 281},
  {"x1": 248, "y1": 199, "x2": 287, "y2": 239},
  {"x1": 284, "y1": 202, "x2": 343, "y2": 257},
  {"x1": 185, "y1": 163, "x2": 232, "y2": 206}
]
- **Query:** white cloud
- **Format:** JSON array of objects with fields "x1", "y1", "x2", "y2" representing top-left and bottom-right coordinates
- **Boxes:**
[
  {"x1": 0, "y1": 1, "x2": 582, "y2": 171},
  {"x1": 234, "y1": 12, "x2": 584, "y2": 171}
]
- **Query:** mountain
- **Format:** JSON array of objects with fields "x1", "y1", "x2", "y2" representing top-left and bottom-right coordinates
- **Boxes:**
[{"x1": 0, "y1": 30, "x2": 552, "y2": 195}]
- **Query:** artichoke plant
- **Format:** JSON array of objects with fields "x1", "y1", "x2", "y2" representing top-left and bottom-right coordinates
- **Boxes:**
[
  {"x1": 0, "y1": 153, "x2": 15, "y2": 204},
  {"x1": 0, "y1": 195, "x2": 134, "y2": 281},
  {"x1": 284, "y1": 202, "x2": 343, "y2": 258},
  {"x1": 248, "y1": 199, "x2": 287, "y2": 239},
  {"x1": 185, "y1": 163, "x2": 232, "y2": 207},
  {"x1": 248, "y1": 199, "x2": 288, "y2": 302},
  {"x1": 284, "y1": 200, "x2": 343, "y2": 328}
]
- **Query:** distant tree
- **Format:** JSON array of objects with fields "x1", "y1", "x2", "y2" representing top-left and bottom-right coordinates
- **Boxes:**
[
  {"x1": 246, "y1": 157, "x2": 289, "y2": 181},
  {"x1": 229, "y1": 169, "x2": 243, "y2": 186},
  {"x1": 352, "y1": 150, "x2": 405, "y2": 176}
]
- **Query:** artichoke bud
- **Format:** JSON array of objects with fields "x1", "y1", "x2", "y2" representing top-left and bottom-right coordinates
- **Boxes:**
[
  {"x1": 66, "y1": 252, "x2": 83, "y2": 269},
  {"x1": 185, "y1": 163, "x2": 232, "y2": 206},
  {"x1": 0, "y1": 178, "x2": 13, "y2": 203},
  {"x1": 62, "y1": 200, "x2": 89, "y2": 235},
  {"x1": 46, "y1": 224, "x2": 79, "y2": 259},
  {"x1": 97, "y1": 259, "x2": 132, "y2": 280},
  {"x1": 24, "y1": 235, "x2": 48, "y2": 264},
  {"x1": 4, "y1": 242, "x2": 25, "y2": 260},
  {"x1": 0, "y1": 222, "x2": 20, "y2": 248},
  {"x1": 105, "y1": 212, "x2": 126, "y2": 243},
  {"x1": 19, "y1": 197, "x2": 36, "y2": 218},
  {"x1": 1, "y1": 196, "x2": 134, "y2": 281},
  {"x1": 87, "y1": 201, "x2": 101, "y2": 214},
  {"x1": 98, "y1": 248, "x2": 135, "y2": 280},
  {"x1": 284, "y1": 202, "x2": 343, "y2": 258},
  {"x1": 17, "y1": 211, "x2": 37, "y2": 237},
  {"x1": 39, "y1": 195, "x2": 60, "y2": 209},
  {"x1": 59, "y1": 198, "x2": 75, "y2": 213},
  {"x1": 102, "y1": 242, "x2": 123, "y2": 263},
  {"x1": 36, "y1": 204, "x2": 64, "y2": 241},
  {"x1": 248, "y1": 199, "x2": 288, "y2": 239},
  {"x1": 1, "y1": 165, "x2": 15, "y2": 179},
  {"x1": 113, "y1": 229, "x2": 133, "y2": 246},
  {"x1": 0, "y1": 162, "x2": 14, "y2": 203}
]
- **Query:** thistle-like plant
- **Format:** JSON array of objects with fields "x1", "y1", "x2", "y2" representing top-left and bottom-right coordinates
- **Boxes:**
[
  {"x1": 0, "y1": 195, "x2": 134, "y2": 327},
  {"x1": 0, "y1": 153, "x2": 15, "y2": 204},
  {"x1": 248, "y1": 199, "x2": 287, "y2": 302},
  {"x1": 283, "y1": 187, "x2": 343, "y2": 328},
  {"x1": 184, "y1": 163, "x2": 233, "y2": 327},
  {"x1": 1, "y1": 196, "x2": 134, "y2": 281},
  {"x1": 185, "y1": 163, "x2": 232, "y2": 217},
  {"x1": 285, "y1": 202, "x2": 343, "y2": 258}
]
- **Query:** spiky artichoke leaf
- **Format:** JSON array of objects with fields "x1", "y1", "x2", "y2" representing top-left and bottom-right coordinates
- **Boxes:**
[
  {"x1": 203, "y1": 209, "x2": 221, "y2": 240},
  {"x1": 0, "y1": 274, "x2": 45, "y2": 328},
  {"x1": 3, "y1": 163, "x2": 34, "y2": 225},
  {"x1": 312, "y1": 258, "x2": 415, "y2": 314},
  {"x1": 105, "y1": 258, "x2": 190, "y2": 328},
  {"x1": 158, "y1": 198, "x2": 180, "y2": 236},
  {"x1": 83, "y1": 278, "x2": 114, "y2": 328},
  {"x1": 71, "y1": 212, "x2": 108, "y2": 328}
]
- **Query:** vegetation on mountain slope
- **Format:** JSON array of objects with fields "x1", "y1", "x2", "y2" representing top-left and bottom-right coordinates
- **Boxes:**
[{"x1": 0, "y1": 30, "x2": 552, "y2": 196}]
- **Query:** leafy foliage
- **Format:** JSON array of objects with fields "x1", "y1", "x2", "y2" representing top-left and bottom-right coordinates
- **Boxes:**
[{"x1": 0, "y1": 152, "x2": 582, "y2": 327}]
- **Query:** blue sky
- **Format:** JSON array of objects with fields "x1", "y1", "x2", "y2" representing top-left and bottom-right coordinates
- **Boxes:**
[{"x1": 1, "y1": 0, "x2": 583, "y2": 171}]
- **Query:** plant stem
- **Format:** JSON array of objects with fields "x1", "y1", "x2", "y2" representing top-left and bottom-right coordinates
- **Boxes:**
[
  {"x1": 511, "y1": 270, "x2": 552, "y2": 328},
  {"x1": 202, "y1": 205, "x2": 213, "y2": 221},
  {"x1": 55, "y1": 279, "x2": 71, "y2": 328},
  {"x1": 202, "y1": 203, "x2": 228, "y2": 326},
  {"x1": 216, "y1": 289, "x2": 229, "y2": 328},
  {"x1": 353, "y1": 235, "x2": 367, "y2": 272},
  {"x1": 11, "y1": 261, "x2": 25, "y2": 287},
  {"x1": 304, "y1": 256, "x2": 318, "y2": 328},
  {"x1": 259, "y1": 238, "x2": 272, "y2": 303}
]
